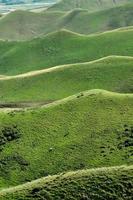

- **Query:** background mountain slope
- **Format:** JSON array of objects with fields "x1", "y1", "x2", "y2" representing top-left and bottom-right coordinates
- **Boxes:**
[
  {"x1": 0, "y1": 10, "x2": 65, "y2": 40},
  {"x1": 0, "y1": 3, "x2": 132, "y2": 40},
  {"x1": 48, "y1": 0, "x2": 133, "y2": 12},
  {"x1": 0, "y1": 28, "x2": 132, "y2": 75}
]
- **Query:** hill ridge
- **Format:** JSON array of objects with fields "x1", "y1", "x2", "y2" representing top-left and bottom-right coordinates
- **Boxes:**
[
  {"x1": 48, "y1": 0, "x2": 133, "y2": 12},
  {"x1": 39, "y1": 26, "x2": 133, "y2": 40},
  {"x1": 0, "y1": 55, "x2": 132, "y2": 80},
  {"x1": 0, "y1": 165, "x2": 133, "y2": 200},
  {"x1": 1, "y1": 89, "x2": 133, "y2": 112},
  {"x1": 0, "y1": 3, "x2": 133, "y2": 40},
  {"x1": 0, "y1": 165, "x2": 132, "y2": 196},
  {"x1": 0, "y1": 27, "x2": 132, "y2": 75}
]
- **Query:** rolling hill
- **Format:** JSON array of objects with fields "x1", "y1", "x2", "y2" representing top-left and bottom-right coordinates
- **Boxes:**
[
  {"x1": 48, "y1": 0, "x2": 133, "y2": 12},
  {"x1": 0, "y1": 28, "x2": 132, "y2": 75},
  {"x1": 0, "y1": 3, "x2": 133, "y2": 40},
  {"x1": 0, "y1": 56, "x2": 133, "y2": 104},
  {"x1": 61, "y1": 4, "x2": 133, "y2": 34},
  {"x1": 0, "y1": 0, "x2": 132, "y2": 198},
  {"x1": 0, "y1": 90, "x2": 133, "y2": 188},
  {"x1": 0, "y1": 10, "x2": 65, "y2": 40},
  {"x1": 0, "y1": 165, "x2": 132, "y2": 200}
]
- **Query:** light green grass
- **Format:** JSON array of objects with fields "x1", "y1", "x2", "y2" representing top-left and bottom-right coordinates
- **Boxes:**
[
  {"x1": 48, "y1": 0, "x2": 133, "y2": 12},
  {"x1": 0, "y1": 90, "x2": 132, "y2": 188},
  {"x1": 0, "y1": 28, "x2": 133, "y2": 75},
  {"x1": 0, "y1": 56, "x2": 133, "y2": 103}
]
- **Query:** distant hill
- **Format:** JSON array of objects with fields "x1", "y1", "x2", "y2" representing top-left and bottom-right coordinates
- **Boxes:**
[
  {"x1": 0, "y1": 28, "x2": 132, "y2": 75},
  {"x1": 0, "y1": 3, "x2": 132, "y2": 40},
  {"x1": 60, "y1": 4, "x2": 133, "y2": 34},
  {"x1": 0, "y1": 10, "x2": 64, "y2": 40},
  {"x1": 0, "y1": 56, "x2": 133, "y2": 103},
  {"x1": 48, "y1": 0, "x2": 133, "y2": 12},
  {"x1": 0, "y1": 0, "x2": 56, "y2": 5}
]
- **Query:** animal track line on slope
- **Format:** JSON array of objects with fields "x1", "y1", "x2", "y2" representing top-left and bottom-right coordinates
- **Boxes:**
[{"x1": 0, "y1": 55, "x2": 133, "y2": 80}]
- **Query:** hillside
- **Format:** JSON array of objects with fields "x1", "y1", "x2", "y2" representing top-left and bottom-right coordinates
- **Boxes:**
[
  {"x1": 0, "y1": 0, "x2": 132, "y2": 198},
  {"x1": 0, "y1": 90, "x2": 133, "y2": 188},
  {"x1": 0, "y1": 56, "x2": 133, "y2": 104},
  {"x1": 0, "y1": 165, "x2": 133, "y2": 200},
  {"x1": 0, "y1": 10, "x2": 65, "y2": 40},
  {"x1": 0, "y1": 28, "x2": 132, "y2": 75},
  {"x1": 0, "y1": 3, "x2": 133, "y2": 40},
  {"x1": 62, "y1": 4, "x2": 133, "y2": 34},
  {"x1": 48, "y1": 0, "x2": 133, "y2": 12}
]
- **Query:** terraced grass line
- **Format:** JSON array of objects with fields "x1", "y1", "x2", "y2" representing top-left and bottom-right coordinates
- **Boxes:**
[
  {"x1": 0, "y1": 89, "x2": 132, "y2": 112},
  {"x1": 0, "y1": 89, "x2": 130, "y2": 111},
  {"x1": 0, "y1": 90, "x2": 132, "y2": 188},
  {"x1": 0, "y1": 56, "x2": 132, "y2": 103},
  {"x1": 0, "y1": 165, "x2": 132, "y2": 199},
  {"x1": 0, "y1": 55, "x2": 132, "y2": 80},
  {"x1": 0, "y1": 28, "x2": 132, "y2": 75}
]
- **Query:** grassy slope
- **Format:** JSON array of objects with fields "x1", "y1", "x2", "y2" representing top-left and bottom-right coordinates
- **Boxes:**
[
  {"x1": 0, "y1": 10, "x2": 65, "y2": 41},
  {"x1": 62, "y1": 4, "x2": 133, "y2": 34},
  {"x1": 0, "y1": 165, "x2": 133, "y2": 200},
  {"x1": 0, "y1": 4, "x2": 133, "y2": 40},
  {"x1": 48, "y1": 0, "x2": 133, "y2": 11},
  {"x1": 0, "y1": 90, "x2": 132, "y2": 188},
  {"x1": 0, "y1": 56, "x2": 133, "y2": 103},
  {"x1": 0, "y1": 28, "x2": 133, "y2": 75}
]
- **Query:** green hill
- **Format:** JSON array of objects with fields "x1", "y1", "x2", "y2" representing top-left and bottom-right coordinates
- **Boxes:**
[
  {"x1": 0, "y1": 4, "x2": 133, "y2": 40},
  {"x1": 0, "y1": 165, "x2": 132, "y2": 200},
  {"x1": 0, "y1": 90, "x2": 133, "y2": 188},
  {"x1": 48, "y1": 0, "x2": 133, "y2": 12},
  {"x1": 61, "y1": 4, "x2": 133, "y2": 34},
  {"x1": 0, "y1": 0, "x2": 132, "y2": 198},
  {"x1": 0, "y1": 28, "x2": 133, "y2": 75},
  {"x1": 0, "y1": 56, "x2": 133, "y2": 104},
  {"x1": 0, "y1": 10, "x2": 65, "y2": 41}
]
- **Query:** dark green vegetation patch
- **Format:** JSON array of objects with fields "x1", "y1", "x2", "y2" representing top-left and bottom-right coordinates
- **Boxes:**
[
  {"x1": 0, "y1": 165, "x2": 133, "y2": 200},
  {"x1": 0, "y1": 125, "x2": 21, "y2": 151}
]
